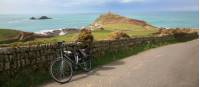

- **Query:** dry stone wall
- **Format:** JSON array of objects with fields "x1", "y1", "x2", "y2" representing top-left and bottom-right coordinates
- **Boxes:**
[{"x1": 0, "y1": 33, "x2": 198, "y2": 75}]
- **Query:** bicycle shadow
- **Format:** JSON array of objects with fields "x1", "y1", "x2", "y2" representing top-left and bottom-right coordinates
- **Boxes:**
[
  {"x1": 40, "y1": 60, "x2": 125, "y2": 86},
  {"x1": 71, "y1": 60, "x2": 125, "y2": 82}
]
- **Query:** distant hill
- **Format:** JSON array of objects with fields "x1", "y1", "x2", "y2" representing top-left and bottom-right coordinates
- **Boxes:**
[
  {"x1": 0, "y1": 29, "x2": 21, "y2": 41},
  {"x1": 0, "y1": 29, "x2": 50, "y2": 44},
  {"x1": 0, "y1": 13, "x2": 159, "y2": 46},
  {"x1": 89, "y1": 12, "x2": 156, "y2": 30}
]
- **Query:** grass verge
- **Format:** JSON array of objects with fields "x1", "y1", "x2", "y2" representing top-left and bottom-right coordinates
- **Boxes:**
[{"x1": 92, "y1": 37, "x2": 178, "y2": 67}]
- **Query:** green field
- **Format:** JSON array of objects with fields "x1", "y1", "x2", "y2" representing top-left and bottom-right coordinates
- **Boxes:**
[
  {"x1": 0, "y1": 23, "x2": 158, "y2": 46},
  {"x1": 29, "y1": 24, "x2": 155, "y2": 42},
  {"x1": 0, "y1": 29, "x2": 21, "y2": 41},
  {"x1": 0, "y1": 13, "x2": 159, "y2": 46},
  {"x1": 42, "y1": 24, "x2": 156, "y2": 41}
]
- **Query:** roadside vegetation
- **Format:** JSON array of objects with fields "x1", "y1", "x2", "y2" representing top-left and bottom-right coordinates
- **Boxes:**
[{"x1": 93, "y1": 37, "x2": 177, "y2": 67}]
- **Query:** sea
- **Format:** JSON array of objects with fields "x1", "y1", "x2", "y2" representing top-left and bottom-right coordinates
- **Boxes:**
[{"x1": 0, "y1": 11, "x2": 198, "y2": 33}]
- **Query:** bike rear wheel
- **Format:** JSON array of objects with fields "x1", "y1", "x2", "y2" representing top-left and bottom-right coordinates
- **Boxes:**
[
  {"x1": 80, "y1": 57, "x2": 92, "y2": 72},
  {"x1": 50, "y1": 58, "x2": 73, "y2": 83}
]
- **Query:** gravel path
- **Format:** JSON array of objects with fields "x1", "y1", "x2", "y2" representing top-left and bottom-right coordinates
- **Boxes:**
[{"x1": 42, "y1": 39, "x2": 198, "y2": 87}]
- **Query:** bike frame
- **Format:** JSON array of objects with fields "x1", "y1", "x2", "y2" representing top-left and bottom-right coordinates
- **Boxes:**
[
  {"x1": 57, "y1": 41, "x2": 91, "y2": 69},
  {"x1": 59, "y1": 45, "x2": 82, "y2": 68}
]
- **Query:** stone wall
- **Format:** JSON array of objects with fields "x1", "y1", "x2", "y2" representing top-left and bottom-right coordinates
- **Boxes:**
[{"x1": 0, "y1": 33, "x2": 198, "y2": 76}]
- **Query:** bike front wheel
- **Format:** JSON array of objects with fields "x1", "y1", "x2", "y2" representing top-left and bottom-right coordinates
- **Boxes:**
[{"x1": 50, "y1": 58, "x2": 73, "y2": 83}]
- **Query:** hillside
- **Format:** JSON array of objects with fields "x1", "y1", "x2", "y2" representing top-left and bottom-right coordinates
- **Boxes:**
[
  {"x1": 24, "y1": 13, "x2": 158, "y2": 44},
  {"x1": 88, "y1": 12, "x2": 158, "y2": 38},
  {"x1": 0, "y1": 29, "x2": 50, "y2": 44},
  {"x1": 0, "y1": 13, "x2": 159, "y2": 46},
  {"x1": 94, "y1": 12, "x2": 148, "y2": 25},
  {"x1": 0, "y1": 29, "x2": 21, "y2": 41},
  {"x1": 89, "y1": 12, "x2": 157, "y2": 30}
]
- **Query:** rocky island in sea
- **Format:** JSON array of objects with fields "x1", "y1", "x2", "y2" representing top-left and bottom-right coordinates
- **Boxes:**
[{"x1": 30, "y1": 16, "x2": 52, "y2": 20}]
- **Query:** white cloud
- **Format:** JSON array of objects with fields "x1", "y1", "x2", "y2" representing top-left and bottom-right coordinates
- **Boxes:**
[
  {"x1": 0, "y1": 0, "x2": 115, "y2": 14},
  {"x1": 0, "y1": 0, "x2": 198, "y2": 14},
  {"x1": 120, "y1": 0, "x2": 144, "y2": 3}
]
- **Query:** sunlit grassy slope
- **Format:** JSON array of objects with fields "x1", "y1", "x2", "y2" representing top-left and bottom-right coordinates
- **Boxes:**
[
  {"x1": 0, "y1": 29, "x2": 20, "y2": 41},
  {"x1": 0, "y1": 13, "x2": 158, "y2": 46},
  {"x1": 0, "y1": 24, "x2": 158, "y2": 46},
  {"x1": 25, "y1": 23, "x2": 158, "y2": 45}
]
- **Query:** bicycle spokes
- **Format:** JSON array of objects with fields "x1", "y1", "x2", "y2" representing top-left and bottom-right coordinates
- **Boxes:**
[{"x1": 50, "y1": 59, "x2": 73, "y2": 83}]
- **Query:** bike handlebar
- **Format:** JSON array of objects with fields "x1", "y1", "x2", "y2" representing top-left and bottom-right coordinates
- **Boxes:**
[{"x1": 57, "y1": 41, "x2": 83, "y2": 47}]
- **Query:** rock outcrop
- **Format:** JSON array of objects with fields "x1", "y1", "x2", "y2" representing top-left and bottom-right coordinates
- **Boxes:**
[
  {"x1": 153, "y1": 28, "x2": 199, "y2": 37},
  {"x1": 30, "y1": 17, "x2": 36, "y2": 20},
  {"x1": 89, "y1": 12, "x2": 155, "y2": 30},
  {"x1": 39, "y1": 16, "x2": 51, "y2": 19},
  {"x1": 30, "y1": 16, "x2": 52, "y2": 20}
]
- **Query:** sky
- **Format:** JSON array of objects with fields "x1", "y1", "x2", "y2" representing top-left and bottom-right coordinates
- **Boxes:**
[{"x1": 0, "y1": 0, "x2": 198, "y2": 14}]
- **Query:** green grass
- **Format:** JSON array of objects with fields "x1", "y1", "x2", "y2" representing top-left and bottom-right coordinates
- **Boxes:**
[
  {"x1": 0, "y1": 21, "x2": 158, "y2": 47},
  {"x1": 1, "y1": 23, "x2": 158, "y2": 47},
  {"x1": 34, "y1": 23, "x2": 157, "y2": 42},
  {"x1": 0, "y1": 29, "x2": 20, "y2": 41},
  {"x1": 92, "y1": 37, "x2": 177, "y2": 67},
  {"x1": 31, "y1": 33, "x2": 79, "y2": 43},
  {"x1": 92, "y1": 30, "x2": 112, "y2": 40},
  {"x1": 1, "y1": 68, "x2": 51, "y2": 87},
  {"x1": 32, "y1": 24, "x2": 157, "y2": 43},
  {"x1": 102, "y1": 23, "x2": 158, "y2": 36},
  {"x1": 6, "y1": 33, "x2": 79, "y2": 47}
]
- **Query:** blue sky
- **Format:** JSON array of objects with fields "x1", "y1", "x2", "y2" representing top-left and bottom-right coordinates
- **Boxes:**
[{"x1": 0, "y1": 0, "x2": 198, "y2": 14}]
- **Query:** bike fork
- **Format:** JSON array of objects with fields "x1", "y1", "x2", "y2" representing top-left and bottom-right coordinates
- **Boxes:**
[
  {"x1": 75, "y1": 54, "x2": 79, "y2": 64},
  {"x1": 60, "y1": 49, "x2": 65, "y2": 78}
]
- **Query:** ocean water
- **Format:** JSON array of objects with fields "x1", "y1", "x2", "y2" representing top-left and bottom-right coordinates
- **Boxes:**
[{"x1": 0, "y1": 11, "x2": 198, "y2": 32}]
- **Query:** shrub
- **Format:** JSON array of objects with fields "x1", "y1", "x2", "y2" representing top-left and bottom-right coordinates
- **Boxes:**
[
  {"x1": 76, "y1": 28, "x2": 94, "y2": 43},
  {"x1": 153, "y1": 28, "x2": 198, "y2": 37},
  {"x1": 108, "y1": 31, "x2": 130, "y2": 40},
  {"x1": 153, "y1": 29, "x2": 174, "y2": 36},
  {"x1": 173, "y1": 31, "x2": 198, "y2": 41}
]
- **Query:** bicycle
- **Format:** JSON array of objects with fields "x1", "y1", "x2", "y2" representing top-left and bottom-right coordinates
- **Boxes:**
[{"x1": 49, "y1": 41, "x2": 92, "y2": 83}]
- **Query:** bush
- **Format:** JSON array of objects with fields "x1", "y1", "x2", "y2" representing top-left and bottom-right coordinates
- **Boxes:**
[
  {"x1": 76, "y1": 28, "x2": 94, "y2": 43},
  {"x1": 173, "y1": 32, "x2": 198, "y2": 41},
  {"x1": 153, "y1": 28, "x2": 198, "y2": 37},
  {"x1": 108, "y1": 31, "x2": 130, "y2": 40}
]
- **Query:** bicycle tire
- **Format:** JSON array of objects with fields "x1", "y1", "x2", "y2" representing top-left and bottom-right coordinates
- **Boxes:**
[
  {"x1": 80, "y1": 57, "x2": 92, "y2": 72},
  {"x1": 50, "y1": 58, "x2": 73, "y2": 83}
]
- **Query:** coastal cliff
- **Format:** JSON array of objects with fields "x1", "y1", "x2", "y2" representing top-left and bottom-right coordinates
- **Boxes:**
[
  {"x1": 89, "y1": 12, "x2": 156, "y2": 30},
  {"x1": 0, "y1": 12, "x2": 198, "y2": 46},
  {"x1": 0, "y1": 29, "x2": 50, "y2": 44}
]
